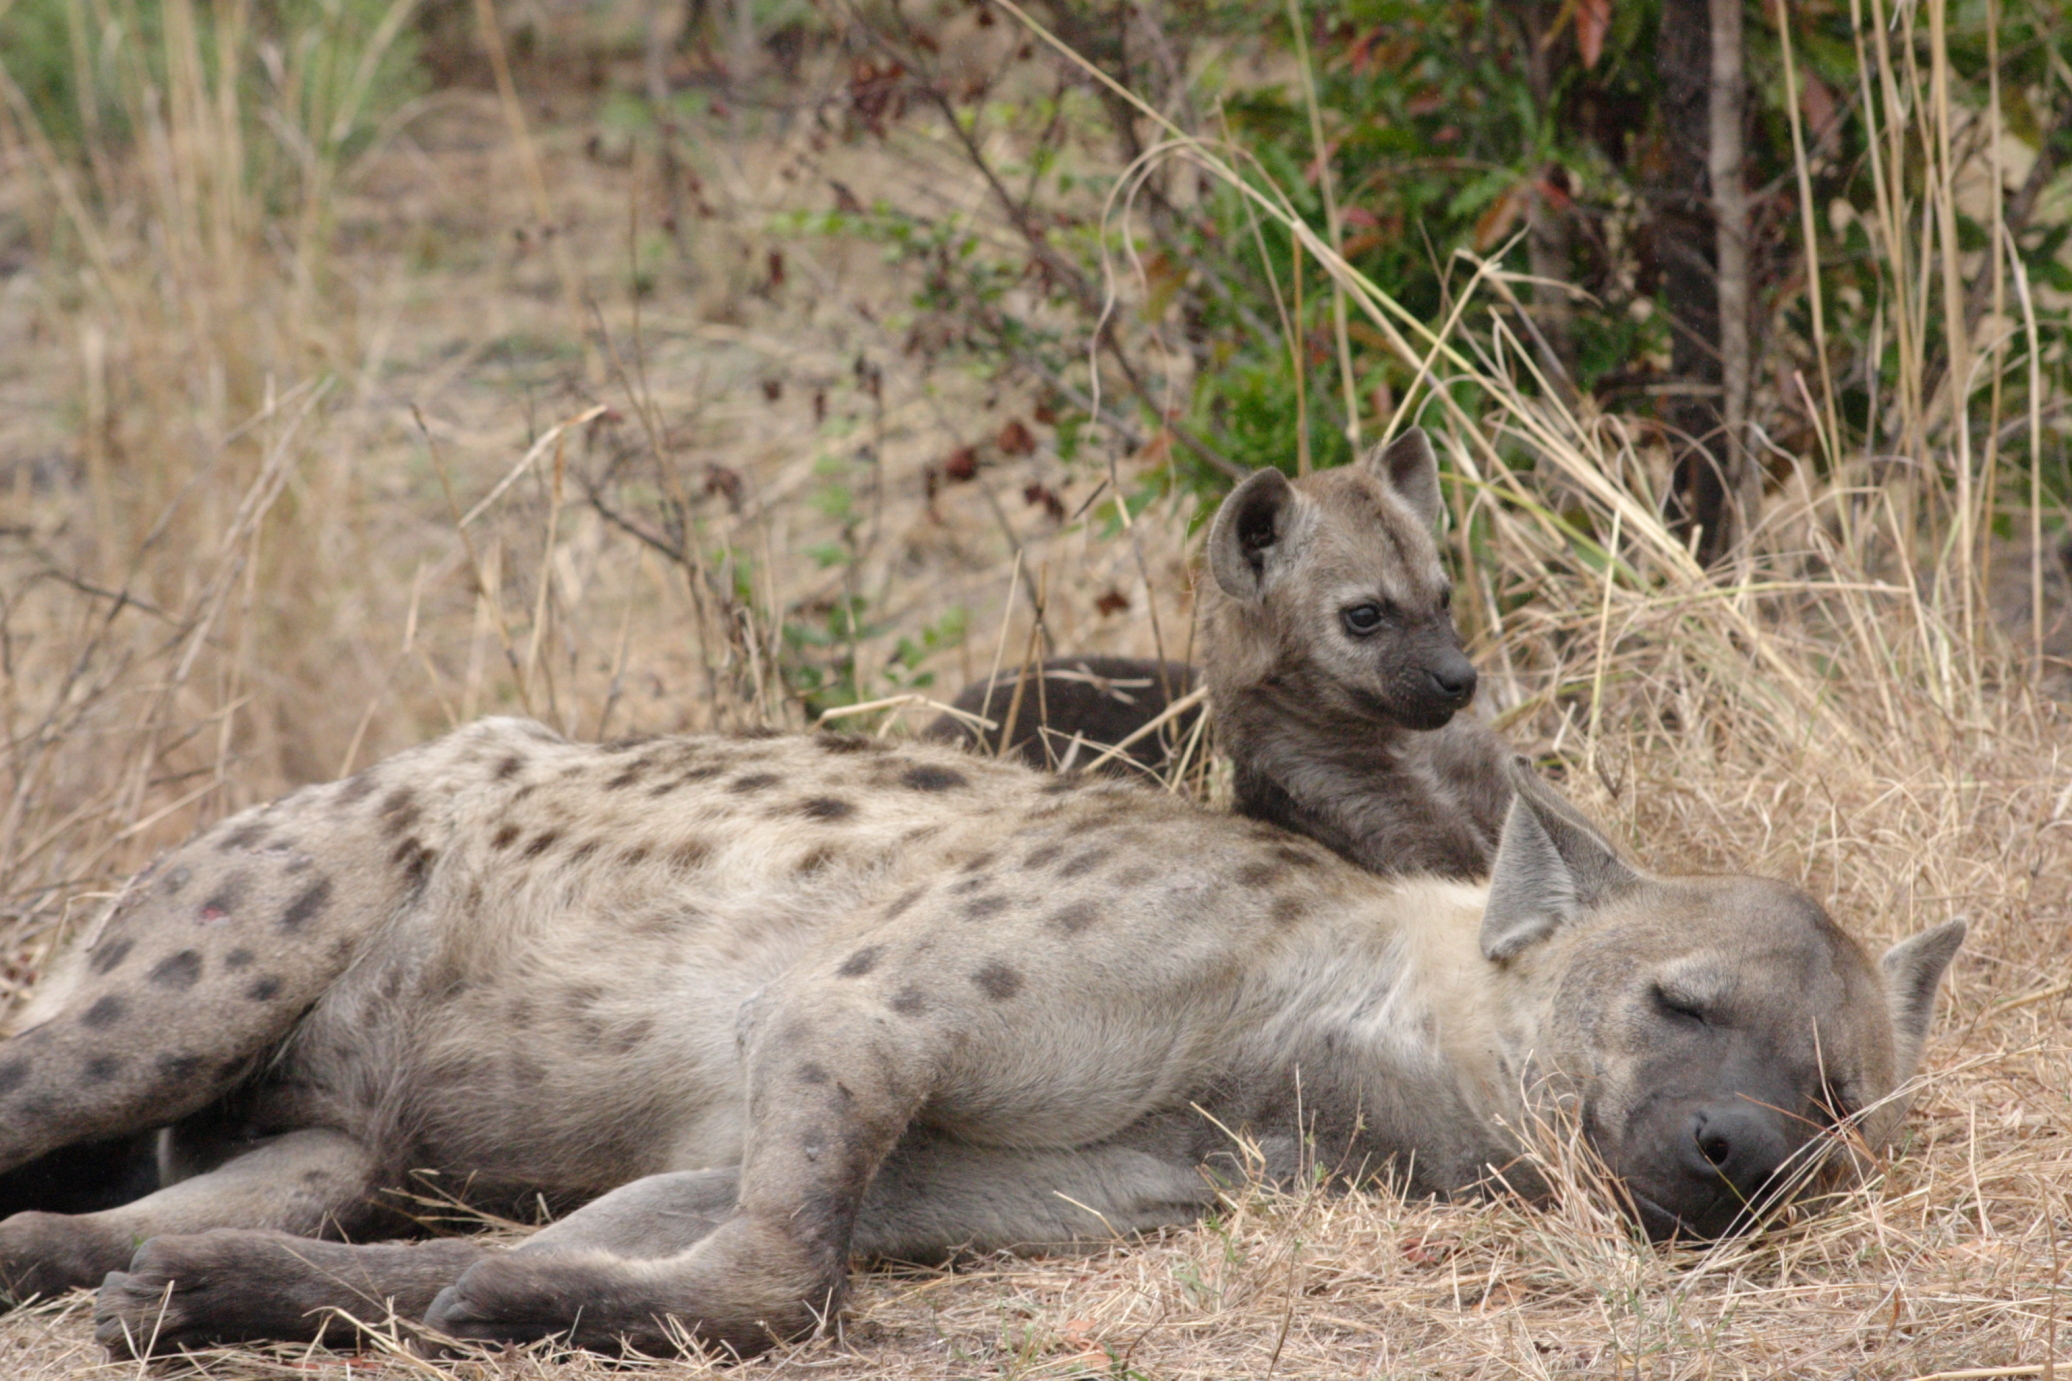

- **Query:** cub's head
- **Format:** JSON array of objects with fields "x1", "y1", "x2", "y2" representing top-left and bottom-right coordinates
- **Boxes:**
[
  {"x1": 1203, "y1": 428, "x2": 1476, "y2": 730},
  {"x1": 1482, "y1": 763, "x2": 1965, "y2": 1242}
]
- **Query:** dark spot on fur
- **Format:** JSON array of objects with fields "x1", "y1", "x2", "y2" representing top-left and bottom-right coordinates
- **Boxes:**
[
  {"x1": 797, "y1": 845, "x2": 839, "y2": 874},
  {"x1": 199, "y1": 873, "x2": 248, "y2": 922},
  {"x1": 950, "y1": 875, "x2": 991, "y2": 895},
  {"x1": 83, "y1": 1055, "x2": 122, "y2": 1083},
  {"x1": 496, "y1": 754, "x2": 526, "y2": 780},
  {"x1": 157, "y1": 1053, "x2": 205, "y2": 1082},
  {"x1": 246, "y1": 977, "x2": 283, "y2": 1001},
  {"x1": 817, "y1": 733, "x2": 884, "y2": 755},
  {"x1": 1058, "y1": 848, "x2": 1110, "y2": 879},
  {"x1": 1022, "y1": 845, "x2": 1062, "y2": 870},
  {"x1": 379, "y1": 788, "x2": 421, "y2": 837},
  {"x1": 610, "y1": 1019, "x2": 655, "y2": 1054},
  {"x1": 1048, "y1": 901, "x2": 1100, "y2": 935},
  {"x1": 218, "y1": 822, "x2": 269, "y2": 852},
  {"x1": 522, "y1": 831, "x2": 561, "y2": 859},
  {"x1": 82, "y1": 995, "x2": 126, "y2": 1028},
  {"x1": 492, "y1": 824, "x2": 522, "y2": 850},
  {"x1": 650, "y1": 765, "x2": 722, "y2": 797},
  {"x1": 730, "y1": 772, "x2": 782, "y2": 794},
  {"x1": 603, "y1": 735, "x2": 655, "y2": 753},
  {"x1": 148, "y1": 950, "x2": 203, "y2": 991},
  {"x1": 800, "y1": 796, "x2": 856, "y2": 822},
  {"x1": 960, "y1": 851, "x2": 997, "y2": 874},
  {"x1": 837, "y1": 947, "x2": 881, "y2": 978},
  {"x1": 973, "y1": 963, "x2": 1023, "y2": 1000},
  {"x1": 900, "y1": 765, "x2": 967, "y2": 792},
  {"x1": 399, "y1": 843, "x2": 436, "y2": 887},
  {"x1": 336, "y1": 771, "x2": 378, "y2": 806},
  {"x1": 569, "y1": 839, "x2": 602, "y2": 863},
  {"x1": 884, "y1": 887, "x2": 927, "y2": 921},
  {"x1": 606, "y1": 765, "x2": 647, "y2": 790},
  {"x1": 160, "y1": 866, "x2": 191, "y2": 895},
  {"x1": 621, "y1": 846, "x2": 650, "y2": 867},
  {"x1": 1040, "y1": 778, "x2": 1079, "y2": 795},
  {"x1": 738, "y1": 725, "x2": 782, "y2": 739},
  {"x1": 507, "y1": 998, "x2": 533, "y2": 1029},
  {"x1": 668, "y1": 839, "x2": 712, "y2": 872},
  {"x1": 890, "y1": 987, "x2": 928, "y2": 1017},
  {"x1": 1269, "y1": 896, "x2": 1307, "y2": 927},
  {"x1": 0, "y1": 1059, "x2": 27, "y2": 1097},
  {"x1": 1236, "y1": 861, "x2": 1288, "y2": 889},
  {"x1": 280, "y1": 878, "x2": 334, "y2": 932},
  {"x1": 225, "y1": 947, "x2": 254, "y2": 970},
  {"x1": 1272, "y1": 844, "x2": 1320, "y2": 868},
  {"x1": 1113, "y1": 864, "x2": 1157, "y2": 888},
  {"x1": 88, "y1": 938, "x2": 134, "y2": 976},
  {"x1": 964, "y1": 894, "x2": 1010, "y2": 922},
  {"x1": 798, "y1": 1062, "x2": 832, "y2": 1084}
]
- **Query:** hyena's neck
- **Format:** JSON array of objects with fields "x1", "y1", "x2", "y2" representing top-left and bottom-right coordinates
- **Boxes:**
[
  {"x1": 1213, "y1": 680, "x2": 1496, "y2": 881},
  {"x1": 1227, "y1": 879, "x2": 1534, "y2": 1195}
]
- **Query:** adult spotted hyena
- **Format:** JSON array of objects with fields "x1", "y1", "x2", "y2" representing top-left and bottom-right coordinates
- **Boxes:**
[
  {"x1": 932, "y1": 429, "x2": 1514, "y2": 878},
  {"x1": 0, "y1": 720, "x2": 1961, "y2": 1358}
]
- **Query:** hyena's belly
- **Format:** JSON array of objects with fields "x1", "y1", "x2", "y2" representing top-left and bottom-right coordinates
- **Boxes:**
[{"x1": 265, "y1": 783, "x2": 984, "y2": 1199}]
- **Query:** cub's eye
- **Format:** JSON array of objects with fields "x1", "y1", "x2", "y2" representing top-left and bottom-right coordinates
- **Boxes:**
[
  {"x1": 1342, "y1": 602, "x2": 1390, "y2": 635},
  {"x1": 1438, "y1": 584, "x2": 1453, "y2": 611},
  {"x1": 1652, "y1": 985, "x2": 1708, "y2": 1026}
]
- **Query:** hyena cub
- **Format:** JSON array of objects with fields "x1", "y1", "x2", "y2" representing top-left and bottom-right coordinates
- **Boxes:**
[
  {"x1": 934, "y1": 428, "x2": 1514, "y2": 878},
  {"x1": 0, "y1": 720, "x2": 1962, "y2": 1359}
]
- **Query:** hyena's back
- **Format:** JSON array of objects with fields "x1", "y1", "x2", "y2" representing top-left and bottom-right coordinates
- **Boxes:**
[{"x1": 0, "y1": 720, "x2": 1079, "y2": 1198}]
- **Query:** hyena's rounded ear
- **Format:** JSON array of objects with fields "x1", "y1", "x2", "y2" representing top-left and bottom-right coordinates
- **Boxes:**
[
  {"x1": 1362, "y1": 427, "x2": 1442, "y2": 529},
  {"x1": 1479, "y1": 759, "x2": 1640, "y2": 961},
  {"x1": 1878, "y1": 917, "x2": 1966, "y2": 1081},
  {"x1": 1208, "y1": 467, "x2": 1298, "y2": 601}
]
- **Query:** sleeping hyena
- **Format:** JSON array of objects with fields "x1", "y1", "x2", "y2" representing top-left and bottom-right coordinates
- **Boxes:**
[
  {"x1": 0, "y1": 718, "x2": 1962, "y2": 1357},
  {"x1": 932, "y1": 428, "x2": 1515, "y2": 878}
]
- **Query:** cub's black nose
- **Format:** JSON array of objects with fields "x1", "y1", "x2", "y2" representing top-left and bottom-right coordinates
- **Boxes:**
[{"x1": 1426, "y1": 656, "x2": 1477, "y2": 704}]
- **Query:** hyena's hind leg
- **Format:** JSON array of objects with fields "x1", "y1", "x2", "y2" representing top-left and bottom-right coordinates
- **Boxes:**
[
  {"x1": 96, "y1": 1233, "x2": 493, "y2": 1356},
  {"x1": 96, "y1": 1170, "x2": 743, "y2": 1356},
  {"x1": 0, "y1": 1127, "x2": 381, "y2": 1304}
]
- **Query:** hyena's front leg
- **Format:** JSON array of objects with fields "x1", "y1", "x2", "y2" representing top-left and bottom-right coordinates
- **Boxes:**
[
  {"x1": 425, "y1": 989, "x2": 932, "y2": 1357},
  {"x1": 4, "y1": 1128, "x2": 377, "y2": 1306}
]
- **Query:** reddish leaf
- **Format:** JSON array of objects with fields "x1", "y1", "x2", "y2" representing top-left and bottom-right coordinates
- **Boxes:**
[
  {"x1": 997, "y1": 418, "x2": 1037, "y2": 456},
  {"x1": 1576, "y1": 0, "x2": 1610, "y2": 69},
  {"x1": 944, "y1": 446, "x2": 979, "y2": 482},
  {"x1": 1473, "y1": 182, "x2": 1531, "y2": 252},
  {"x1": 760, "y1": 378, "x2": 783, "y2": 403},
  {"x1": 1023, "y1": 482, "x2": 1065, "y2": 522},
  {"x1": 1094, "y1": 588, "x2": 1130, "y2": 616}
]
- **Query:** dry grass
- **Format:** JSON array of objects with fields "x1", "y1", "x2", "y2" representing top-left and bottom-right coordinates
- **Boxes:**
[{"x1": 0, "y1": 4, "x2": 2068, "y2": 1377}]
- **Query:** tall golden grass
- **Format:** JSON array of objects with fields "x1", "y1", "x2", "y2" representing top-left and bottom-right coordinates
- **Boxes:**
[{"x1": 0, "y1": 0, "x2": 2066, "y2": 1374}]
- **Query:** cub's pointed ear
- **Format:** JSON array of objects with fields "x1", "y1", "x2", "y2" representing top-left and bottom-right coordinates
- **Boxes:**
[
  {"x1": 1208, "y1": 467, "x2": 1299, "y2": 601},
  {"x1": 1363, "y1": 427, "x2": 1441, "y2": 529},
  {"x1": 1480, "y1": 760, "x2": 1640, "y2": 961},
  {"x1": 1879, "y1": 918, "x2": 1966, "y2": 1079}
]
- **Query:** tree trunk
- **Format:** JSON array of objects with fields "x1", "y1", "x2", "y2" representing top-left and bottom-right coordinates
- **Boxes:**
[
  {"x1": 1656, "y1": 0, "x2": 1734, "y2": 564},
  {"x1": 1708, "y1": 0, "x2": 1756, "y2": 552}
]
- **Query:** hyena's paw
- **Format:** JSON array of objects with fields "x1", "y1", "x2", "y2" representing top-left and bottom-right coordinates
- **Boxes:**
[
  {"x1": 0, "y1": 1211, "x2": 129, "y2": 1307},
  {"x1": 425, "y1": 1251, "x2": 749, "y2": 1358},
  {"x1": 94, "y1": 1231, "x2": 322, "y2": 1356}
]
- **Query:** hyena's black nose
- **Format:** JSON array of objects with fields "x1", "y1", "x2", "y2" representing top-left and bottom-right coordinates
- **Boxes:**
[
  {"x1": 1426, "y1": 654, "x2": 1477, "y2": 704},
  {"x1": 1682, "y1": 1103, "x2": 1792, "y2": 1200}
]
